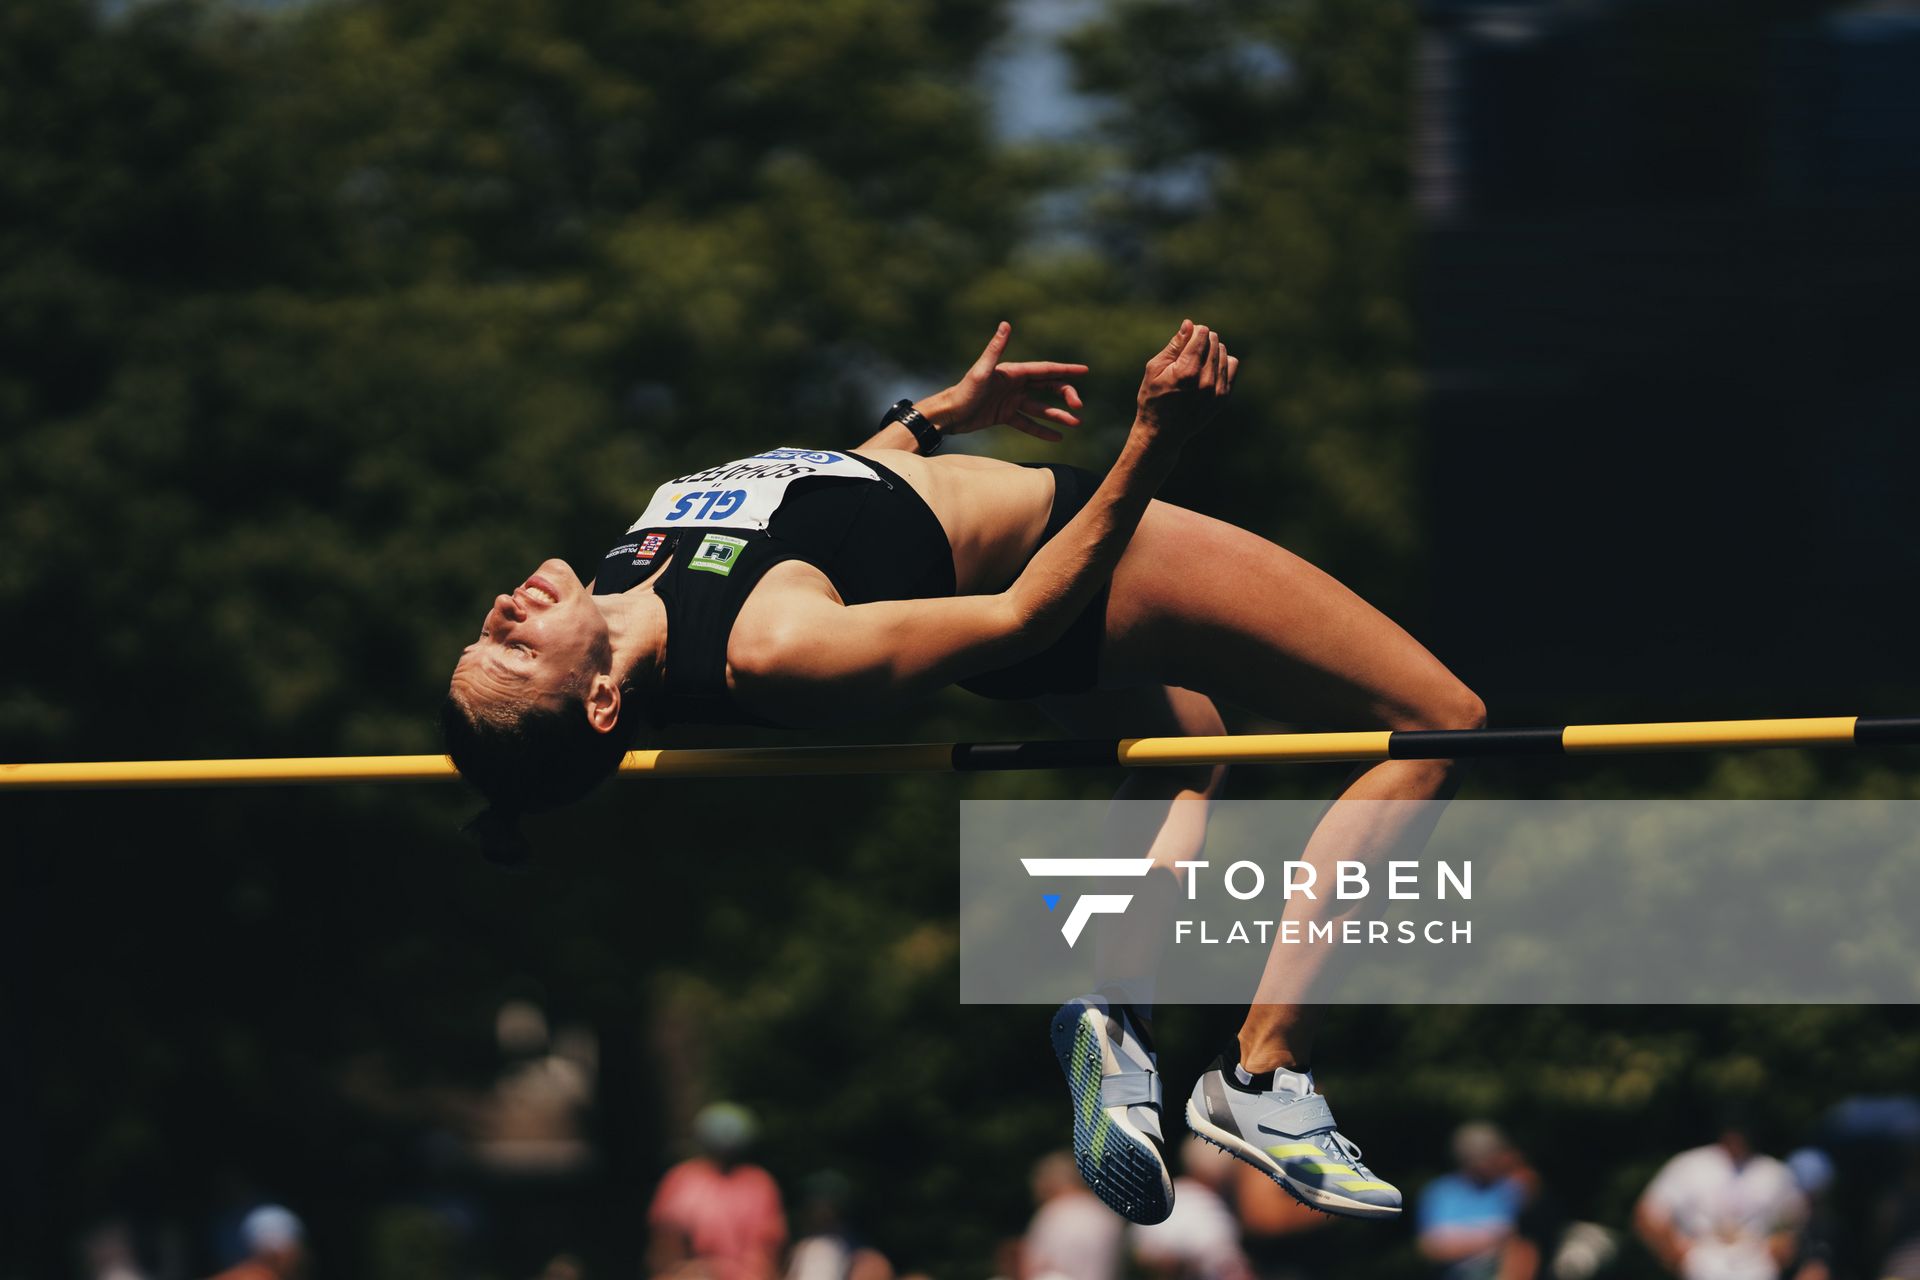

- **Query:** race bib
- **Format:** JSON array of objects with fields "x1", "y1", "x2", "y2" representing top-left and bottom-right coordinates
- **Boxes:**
[{"x1": 625, "y1": 447, "x2": 881, "y2": 534}]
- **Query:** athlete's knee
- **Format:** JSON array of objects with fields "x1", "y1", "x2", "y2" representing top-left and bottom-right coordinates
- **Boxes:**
[
  {"x1": 1391, "y1": 678, "x2": 1486, "y2": 735},
  {"x1": 1439, "y1": 683, "x2": 1487, "y2": 734}
]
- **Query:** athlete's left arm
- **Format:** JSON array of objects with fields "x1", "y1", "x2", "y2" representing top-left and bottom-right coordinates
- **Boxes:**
[{"x1": 855, "y1": 322, "x2": 1086, "y2": 453}]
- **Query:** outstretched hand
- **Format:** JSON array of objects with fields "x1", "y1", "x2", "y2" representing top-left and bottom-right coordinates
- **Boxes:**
[
  {"x1": 1135, "y1": 319, "x2": 1236, "y2": 445},
  {"x1": 929, "y1": 322, "x2": 1088, "y2": 442}
]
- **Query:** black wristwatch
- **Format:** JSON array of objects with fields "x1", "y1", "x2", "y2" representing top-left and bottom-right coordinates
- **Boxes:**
[{"x1": 881, "y1": 398, "x2": 944, "y2": 455}]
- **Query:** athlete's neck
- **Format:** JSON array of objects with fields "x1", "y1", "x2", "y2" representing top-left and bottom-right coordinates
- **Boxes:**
[{"x1": 593, "y1": 558, "x2": 671, "y2": 693}]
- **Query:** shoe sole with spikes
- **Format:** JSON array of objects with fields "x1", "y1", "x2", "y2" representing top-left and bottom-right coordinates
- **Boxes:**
[{"x1": 1049, "y1": 997, "x2": 1174, "y2": 1225}]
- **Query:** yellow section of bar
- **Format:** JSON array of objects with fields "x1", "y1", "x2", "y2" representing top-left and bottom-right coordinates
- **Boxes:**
[
  {"x1": 0, "y1": 718, "x2": 1881, "y2": 791},
  {"x1": 0, "y1": 744, "x2": 962, "y2": 790},
  {"x1": 622, "y1": 742, "x2": 955, "y2": 777},
  {"x1": 1117, "y1": 731, "x2": 1393, "y2": 766},
  {"x1": 0, "y1": 754, "x2": 456, "y2": 790},
  {"x1": 1562, "y1": 716, "x2": 1858, "y2": 753}
]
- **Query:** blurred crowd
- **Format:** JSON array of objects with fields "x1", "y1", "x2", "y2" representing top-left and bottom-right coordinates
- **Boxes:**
[
  {"x1": 1008, "y1": 1105, "x2": 1920, "y2": 1280},
  {"x1": 63, "y1": 997, "x2": 1920, "y2": 1280},
  {"x1": 75, "y1": 1087, "x2": 1920, "y2": 1280}
]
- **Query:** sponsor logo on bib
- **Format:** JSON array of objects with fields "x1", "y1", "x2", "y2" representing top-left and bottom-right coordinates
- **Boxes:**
[
  {"x1": 688, "y1": 533, "x2": 747, "y2": 576},
  {"x1": 625, "y1": 447, "x2": 879, "y2": 534}
]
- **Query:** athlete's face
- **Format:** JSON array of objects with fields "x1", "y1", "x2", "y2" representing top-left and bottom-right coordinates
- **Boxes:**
[{"x1": 451, "y1": 559, "x2": 608, "y2": 712}]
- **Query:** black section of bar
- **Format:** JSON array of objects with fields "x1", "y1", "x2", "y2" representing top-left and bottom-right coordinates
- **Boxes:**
[
  {"x1": 1855, "y1": 716, "x2": 1920, "y2": 746},
  {"x1": 951, "y1": 739, "x2": 1119, "y2": 772},
  {"x1": 1389, "y1": 727, "x2": 1566, "y2": 759}
]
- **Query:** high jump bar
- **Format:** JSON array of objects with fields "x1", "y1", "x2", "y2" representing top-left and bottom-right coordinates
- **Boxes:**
[{"x1": 3, "y1": 715, "x2": 1919, "y2": 792}]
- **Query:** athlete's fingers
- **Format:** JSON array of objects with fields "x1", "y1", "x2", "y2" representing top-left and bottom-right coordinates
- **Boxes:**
[
  {"x1": 1156, "y1": 318, "x2": 1196, "y2": 363},
  {"x1": 1182, "y1": 326, "x2": 1213, "y2": 379},
  {"x1": 968, "y1": 321, "x2": 1013, "y2": 379},
  {"x1": 1179, "y1": 326, "x2": 1214, "y2": 380},
  {"x1": 1014, "y1": 410, "x2": 1065, "y2": 442},
  {"x1": 1025, "y1": 380, "x2": 1084, "y2": 410},
  {"x1": 999, "y1": 361, "x2": 1090, "y2": 381},
  {"x1": 1225, "y1": 354, "x2": 1240, "y2": 390},
  {"x1": 1211, "y1": 340, "x2": 1229, "y2": 394},
  {"x1": 1019, "y1": 398, "x2": 1081, "y2": 428}
]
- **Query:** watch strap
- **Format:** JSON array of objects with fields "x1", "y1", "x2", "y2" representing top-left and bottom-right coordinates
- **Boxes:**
[{"x1": 882, "y1": 398, "x2": 943, "y2": 455}]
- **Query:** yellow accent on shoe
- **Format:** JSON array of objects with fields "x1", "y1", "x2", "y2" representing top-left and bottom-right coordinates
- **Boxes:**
[
  {"x1": 1337, "y1": 1180, "x2": 1397, "y2": 1192},
  {"x1": 1265, "y1": 1143, "x2": 1324, "y2": 1158}
]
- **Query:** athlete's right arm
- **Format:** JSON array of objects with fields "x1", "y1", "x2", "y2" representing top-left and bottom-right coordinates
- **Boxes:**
[
  {"x1": 735, "y1": 322, "x2": 1235, "y2": 720},
  {"x1": 998, "y1": 319, "x2": 1235, "y2": 649},
  {"x1": 732, "y1": 588, "x2": 1032, "y2": 721}
]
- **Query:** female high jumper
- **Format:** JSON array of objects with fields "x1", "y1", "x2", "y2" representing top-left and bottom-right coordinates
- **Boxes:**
[{"x1": 445, "y1": 319, "x2": 1484, "y2": 1225}]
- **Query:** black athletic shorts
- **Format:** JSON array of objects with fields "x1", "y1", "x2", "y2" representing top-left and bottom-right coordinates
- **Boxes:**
[{"x1": 957, "y1": 463, "x2": 1108, "y2": 700}]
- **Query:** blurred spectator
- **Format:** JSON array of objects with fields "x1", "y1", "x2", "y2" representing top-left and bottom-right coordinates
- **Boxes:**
[
  {"x1": 1784, "y1": 1149, "x2": 1838, "y2": 1280},
  {"x1": 471, "y1": 1000, "x2": 597, "y2": 1175},
  {"x1": 1130, "y1": 1137, "x2": 1253, "y2": 1280},
  {"x1": 785, "y1": 1169, "x2": 894, "y2": 1280},
  {"x1": 1875, "y1": 1144, "x2": 1920, "y2": 1280},
  {"x1": 988, "y1": 1236, "x2": 1024, "y2": 1280},
  {"x1": 1226, "y1": 1156, "x2": 1336, "y2": 1280},
  {"x1": 80, "y1": 1219, "x2": 149, "y2": 1280},
  {"x1": 208, "y1": 1205, "x2": 306, "y2": 1280},
  {"x1": 648, "y1": 1102, "x2": 787, "y2": 1280},
  {"x1": 1416, "y1": 1121, "x2": 1608, "y2": 1280},
  {"x1": 1548, "y1": 1224, "x2": 1619, "y2": 1280},
  {"x1": 1022, "y1": 1152, "x2": 1122, "y2": 1280},
  {"x1": 1633, "y1": 1112, "x2": 1806, "y2": 1280},
  {"x1": 1418, "y1": 1123, "x2": 1527, "y2": 1280}
]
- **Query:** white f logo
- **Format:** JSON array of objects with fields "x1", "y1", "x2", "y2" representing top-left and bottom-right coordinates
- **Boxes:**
[{"x1": 1021, "y1": 858, "x2": 1156, "y2": 946}]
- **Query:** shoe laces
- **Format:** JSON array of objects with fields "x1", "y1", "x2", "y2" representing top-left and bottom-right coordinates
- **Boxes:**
[{"x1": 1331, "y1": 1132, "x2": 1367, "y2": 1166}]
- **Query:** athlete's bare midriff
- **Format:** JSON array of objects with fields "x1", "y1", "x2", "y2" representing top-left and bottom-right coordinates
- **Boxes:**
[{"x1": 851, "y1": 448, "x2": 1057, "y2": 595}]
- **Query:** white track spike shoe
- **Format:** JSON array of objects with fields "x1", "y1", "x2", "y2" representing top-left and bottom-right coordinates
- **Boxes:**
[
  {"x1": 1185, "y1": 1055, "x2": 1401, "y2": 1220},
  {"x1": 1049, "y1": 994, "x2": 1174, "y2": 1224}
]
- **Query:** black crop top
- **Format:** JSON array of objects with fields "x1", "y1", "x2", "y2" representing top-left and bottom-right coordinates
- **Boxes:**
[{"x1": 592, "y1": 452, "x2": 955, "y2": 727}]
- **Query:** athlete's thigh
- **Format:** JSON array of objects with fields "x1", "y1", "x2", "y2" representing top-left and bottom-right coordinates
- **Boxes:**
[{"x1": 1101, "y1": 501, "x2": 1473, "y2": 730}]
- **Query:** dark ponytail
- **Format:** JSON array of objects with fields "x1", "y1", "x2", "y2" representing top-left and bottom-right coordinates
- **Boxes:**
[
  {"x1": 459, "y1": 804, "x2": 535, "y2": 869},
  {"x1": 441, "y1": 688, "x2": 638, "y2": 867}
]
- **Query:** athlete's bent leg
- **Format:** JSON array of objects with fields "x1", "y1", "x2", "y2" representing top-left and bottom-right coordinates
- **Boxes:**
[
  {"x1": 1098, "y1": 501, "x2": 1484, "y2": 1217},
  {"x1": 1040, "y1": 684, "x2": 1228, "y2": 997},
  {"x1": 1036, "y1": 684, "x2": 1227, "y2": 1226},
  {"x1": 1101, "y1": 501, "x2": 1483, "y2": 1056}
]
